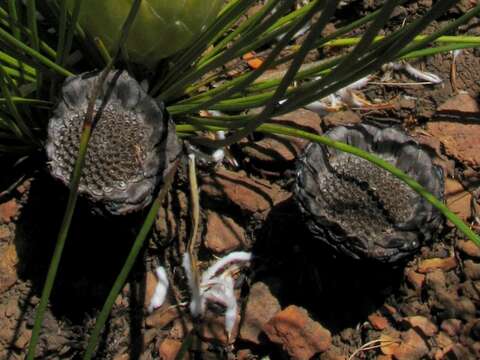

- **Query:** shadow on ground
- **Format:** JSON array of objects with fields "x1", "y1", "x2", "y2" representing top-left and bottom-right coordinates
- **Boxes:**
[{"x1": 255, "y1": 197, "x2": 404, "y2": 333}]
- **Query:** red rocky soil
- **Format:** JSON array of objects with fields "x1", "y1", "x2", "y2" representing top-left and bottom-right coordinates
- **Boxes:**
[{"x1": 1, "y1": 2, "x2": 480, "y2": 360}]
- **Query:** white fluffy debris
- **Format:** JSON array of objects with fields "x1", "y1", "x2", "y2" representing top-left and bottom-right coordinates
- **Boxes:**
[
  {"x1": 148, "y1": 266, "x2": 169, "y2": 313},
  {"x1": 186, "y1": 126, "x2": 231, "y2": 166},
  {"x1": 387, "y1": 62, "x2": 443, "y2": 84},
  {"x1": 201, "y1": 251, "x2": 252, "y2": 284},
  {"x1": 182, "y1": 251, "x2": 252, "y2": 339},
  {"x1": 305, "y1": 75, "x2": 373, "y2": 114}
]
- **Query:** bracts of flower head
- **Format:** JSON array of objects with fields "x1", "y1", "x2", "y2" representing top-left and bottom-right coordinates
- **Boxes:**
[
  {"x1": 46, "y1": 70, "x2": 182, "y2": 215},
  {"x1": 182, "y1": 251, "x2": 252, "y2": 339}
]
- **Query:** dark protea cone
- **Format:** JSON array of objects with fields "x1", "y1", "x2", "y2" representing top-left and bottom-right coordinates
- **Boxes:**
[
  {"x1": 294, "y1": 124, "x2": 444, "y2": 263},
  {"x1": 46, "y1": 70, "x2": 181, "y2": 215}
]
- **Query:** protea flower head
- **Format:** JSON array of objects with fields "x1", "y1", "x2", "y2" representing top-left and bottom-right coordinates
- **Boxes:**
[
  {"x1": 294, "y1": 124, "x2": 444, "y2": 263},
  {"x1": 46, "y1": 70, "x2": 181, "y2": 215},
  {"x1": 67, "y1": 0, "x2": 224, "y2": 66}
]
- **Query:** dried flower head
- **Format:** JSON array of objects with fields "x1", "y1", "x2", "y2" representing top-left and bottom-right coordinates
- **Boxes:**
[
  {"x1": 46, "y1": 70, "x2": 181, "y2": 215},
  {"x1": 294, "y1": 124, "x2": 444, "y2": 263}
]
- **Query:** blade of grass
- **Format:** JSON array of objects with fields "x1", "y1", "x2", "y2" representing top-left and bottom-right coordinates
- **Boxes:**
[
  {"x1": 60, "y1": 0, "x2": 82, "y2": 67},
  {"x1": 279, "y1": 0, "x2": 459, "y2": 114},
  {"x1": 6, "y1": 0, "x2": 27, "y2": 83},
  {"x1": 25, "y1": 1, "x2": 143, "y2": 358},
  {"x1": 324, "y1": 34, "x2": 480, "y2": 47},
  {"x1": 178, "y1": 121, "x2": 480, "y2": 248},
  {"x1": 55, "y1": 0, "x2": 68, "y2": 65},
  {"x1": 0, "y1": 26, "x2": 73, "y2": 76},
  {"x1": 198, "y1": 0, "x2": 281, "y2": 65},
  {"x1": 193, "y1": 0, "x2": 338, "y2": 148},
  {"x1": 1, "y1": 65, "x2": 36, "y2": 82},
  {"x1": 0, "y1": 50, "x2": 37, "y2": 77},
  {"x1": 26, "y1": 0, "x2": 42, "y2": 94},
  {"x1": 177, "y1": 0, "x2": 326, "y2": 115},
  {"x1": 0, "y1": 97, "x2": 52, "y2": 108},
  {"x1": 151, "y1": 0, "x2": 258, "y2": 95},
  {"x1": 0, "y1": 7, "x2": 57, "y2": 59},
  {"x1": 0, "y1": 66, "x2": 36, "y2": 142},
  {"x1": 158, "y1": 0, "x2": 297, "y2": 102},
  {"x1": 179, "y1": 5, "x2": 386, "y2": 105},
  {"x1": 83, "y1": 160, "x2": 180, "y2": 360}
]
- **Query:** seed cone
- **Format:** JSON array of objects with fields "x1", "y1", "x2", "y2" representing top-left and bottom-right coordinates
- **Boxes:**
[
  {"x1": 46, "y1": 70, "x2": 181, "y2": 215},
  {"x1": 294, "y1": 124, "x2": 444, "y2": 263}
]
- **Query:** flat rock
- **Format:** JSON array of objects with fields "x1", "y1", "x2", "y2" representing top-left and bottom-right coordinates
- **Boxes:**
[
  {"x1": 418, "y1": 257, "x2": 457, "y2": 273},
  {"x1": 405, "y1": 268, "x2": 425, "y2": 291},
  {"x1": 436, "y1": 92, "x2": 480, "y2": 117},
  {"x1": 145, "y1": 306, "x2": 180, "y2": 329},
  {"x1": 240, "y1": 282, "x2": 281, "y2": 344},
  {"x1": 392, "y1": 329, "x2": 429, "y2": 360},
  {"x1": 456, "y1": 239, "x2": 480, "y2": 258},
  {"x1": 368, "y1": 313, "x2": 389, "y2": 330},
  {"x1": 0, "y1": 244, "x2": 18, "y2": 294},
  {"x1": 322, "y1": 110, "x2": 361, "y2": 128},
  {"x1": 0, "y1": 225, "x2": 11, "y2": 242},
  {"x1": 205, "y1": 211, "x2": 248, "y2": 254},
  {"x1": 241, "y1": 109, "x2": 322, "y2": 166},
  {"x1": 445, "y1": 178, "x2": 472, "y2": 224},
  {"x1": 201, "y1": 169, "x2": 291, "y2": 217},
  {"x1": 440, "y1": 319, "x2": 462, "y2": 337},
  {"x1": 427, "y1": 121, "x2": 480, "y2": 168},
  {"x1": 158, "y1": 338, "x2": 184, "y2": 360},
  {"x1": 463, "y1": 260, "x2": 480, "y2": 280},
  {"x1": 0, "y1": 199, "x2": 20, "y2": 224},
  {"x1": 263, "y1": 305, "x2": 331, "y2": 360},
  {"x1": 402, "y1": 316, "x2": 438, "y2": 337}
]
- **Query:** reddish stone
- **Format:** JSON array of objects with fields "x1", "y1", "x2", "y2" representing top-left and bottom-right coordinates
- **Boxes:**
[
  {"x1": 418, "y1": 257, "x2": 457, "y2": 274},
  {"x1": 0, "y1": 200, "x2": 20, "y2": 224},
  {"x1": 145, "y1": 306, "x2": 180, "y2": 329},
  {"x1": 201, "y1": 169, "x2": 290, "y2": 217},
  {"x1": 427, "y1": 121, "x2": 480, "y2": 168},
  {"x1": 0, "y1": 226, "x2": 11, "y2": 242},
  {"x1": 380, "y1": 333, "x2": 401, "y2": 355},
  {"x1": 437, "y1": 92, "x2": 480, "y2": 117},
  {"x1": 463, "y1": 260, "x2": 480, "y2": 280},
  {"x1": 368, "y1": 313, "x2": 389, "y2": 330},
  {"x1": 240, "y1": 282, "x2": 281, "y2": 344},
  {"x1": 158, "y1": 339, "x2": 184, "y2": 360},
  {"x1": 405, "y1": 269, "x2": 425, "y2": 291},
  {"x1": 440, "y1": 319, "x2": 462, "y2": 337},
  {"x1": 433, "y1": 332, "x2": 454, "y2": 360},
  {"x1": 205, "y1": 211, "x2": 247, "y2": 254},
  {"x1": 425, "y1": 269, "x2": 447, "y2": 290},
  {"x1": 322, "y1": 110, "x2": 361, "y2": 128},
  {"x1": 392, "y1": 329, "x2": 429, "y2": 360},
  {"x1": 456, "y1": 239, "x2": 480, "y2": 258},
  {"x1": 241, "y1": 109, "x2": 322, "y2": 166},
  {"x1": 444, "y1": 178, "x2": 472, "y2": 224},
  {"x1": 0, "y1": 244, "x2": 18, "y2": 294},
  {"x1": 263, "y1": 305, "x2": 331, "y2": 360},
  {"x1": 403, "y1": 316, "x2": 438, "y2": 337}
]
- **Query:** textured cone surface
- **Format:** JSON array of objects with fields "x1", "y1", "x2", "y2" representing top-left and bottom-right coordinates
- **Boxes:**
[
  {"x1": 46, "y1": 70, "x2": 181, "y2": 214},
  {"x1": 294, "y1": 124, "x2": 444, "y2": 263}
]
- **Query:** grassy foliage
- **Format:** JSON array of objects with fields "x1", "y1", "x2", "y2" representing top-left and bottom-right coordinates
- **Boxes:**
[{"x1": 0, "y1": 0, "x2": 479, "y2": 357}]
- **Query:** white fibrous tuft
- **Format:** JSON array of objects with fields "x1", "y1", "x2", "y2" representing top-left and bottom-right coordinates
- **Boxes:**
[
  {"x1": 182, "y1": 251, "x2": 252, "y2": 339},
  {"x1": 201, "y1": 251, "x2": 252, "y2": 284},
  {"x1": 148, "y1": 266, "x2": 169, "y2": 313}
]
